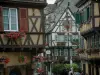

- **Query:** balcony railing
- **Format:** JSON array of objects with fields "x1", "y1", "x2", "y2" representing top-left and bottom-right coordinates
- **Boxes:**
[{"x1": 0, "y1": 0, "x2": 46, "y2": 3}]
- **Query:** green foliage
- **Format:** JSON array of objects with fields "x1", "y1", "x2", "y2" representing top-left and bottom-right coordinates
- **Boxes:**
[
  {"x1": 52, "y1": 64, "x2": 65, "y2": 74},
  {"x1": 72, "y1": 63, "x2": 79, "y2": 72},
  {"x1": 64, "y1": 64, "x2": 70, "y2": 70},
  {"x1": 52, "y1": 63, "x2": 79, "y2": 74},
  {"x1": 64, "y1": 63, "x2": 79, "y2": 72}
]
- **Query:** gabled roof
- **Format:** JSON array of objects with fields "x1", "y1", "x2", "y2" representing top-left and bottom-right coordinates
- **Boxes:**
[
  {"x1": 52, "y1": 7, "x2": 75, "y2": 32},
  {"x1": 68, "y1": 0, "x2": 79, "y2": 13},
  {"x1": 75, "y1": 0, "x2": 88, "y2": 8},
  {"x1": 45, "y1": 0, "x2": 79, "y2": 33}
]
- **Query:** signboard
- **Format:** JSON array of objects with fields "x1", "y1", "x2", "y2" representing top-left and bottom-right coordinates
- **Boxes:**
[
  {"x1": 72, "y1": 45, "x2": 78, "y2": 49},
  {"x1": 46, "y1": 50, "x2": 51, "y2": 54}
]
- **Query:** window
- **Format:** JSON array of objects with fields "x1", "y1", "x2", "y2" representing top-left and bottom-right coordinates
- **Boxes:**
[
  {"x1": 54, "y1": 49, "x2": 58, "y2": 56},
  {"x1": 55, "y1": 35, "x2": 71, "y2": 42},
  {"x1": 65, "y1": 35, "x2": 71, "y2": 41},
  {"x1": 64, "y1": 49, "x2": 68, "y2": 56},
  {"x1": 58, "y1": 49, "x2": 61, "y2": 56},
  {"x1": 61, "y1": 49, "x2": 64, "y2": 56},
  {"x1": 55, "y1": 35, "x2": 65, "y2": 42},
  {"x1": 72, "y1": 35, "x2": 79, "y2": 42},
  {"x1": 57, "y1": 49, "x2": 64, "y2": 56},
  {"x1": 3, "y1": 8, "x2": 18, "y2": 31}
]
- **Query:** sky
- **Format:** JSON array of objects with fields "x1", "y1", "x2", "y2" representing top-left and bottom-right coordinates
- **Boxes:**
[{"x1": 47, "y1": 0, "x2": 56, "y2": 4}]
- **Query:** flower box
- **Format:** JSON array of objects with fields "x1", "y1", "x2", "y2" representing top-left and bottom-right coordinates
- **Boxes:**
[{"x1": 5, "y1": 31, "x2": 25, "y2": 40}]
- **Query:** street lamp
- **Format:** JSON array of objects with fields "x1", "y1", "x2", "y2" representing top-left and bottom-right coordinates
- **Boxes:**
[
  {"x1": 45, "y1": 49, "x2": 51, "y2": 75},
  {"x1": 45, "y1": 49, "x2": 51, "y2": 62}
]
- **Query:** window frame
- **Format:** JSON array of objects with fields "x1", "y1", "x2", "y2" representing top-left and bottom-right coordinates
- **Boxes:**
[
  {"x1": 54, "y1": 49, "x2": 58, "y2": 56},
  {"x1": 3, "y1": 7, "x2": 18, "y2": 31},
  {"x1": 55, "y1": 34, "x2": 65, "y2": 42}
]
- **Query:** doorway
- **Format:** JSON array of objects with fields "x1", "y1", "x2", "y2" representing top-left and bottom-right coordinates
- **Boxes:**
[{"x1": 9, "y1": 67, "x2": 21, "y2": 75}]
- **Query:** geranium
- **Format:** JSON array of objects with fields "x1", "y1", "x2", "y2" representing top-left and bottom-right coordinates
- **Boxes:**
[
  {"x1": 0, "y1": 56, "x2": 10, "y2": 64},
  {"x1": 64, "y1": 25, "x2": 71, "y2": 30},
  {"x1": 5, "y1": 31, "x2": 25, "y2": 40},
  {"x1": 32, "y1": 56, "x2": 46, "y2": 62},
  {"x1": 37, "y1": 68, "x2": 44, "y2": 73}
]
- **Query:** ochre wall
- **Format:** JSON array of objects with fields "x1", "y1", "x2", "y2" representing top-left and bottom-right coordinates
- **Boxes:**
[{"x1": 0, "y1": 52, "x2": 31, "y2": 67}]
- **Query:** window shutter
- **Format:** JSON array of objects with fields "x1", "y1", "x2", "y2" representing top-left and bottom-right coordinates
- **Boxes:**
[
  {"x1": 74, "y1": 12, "x2": 81, "y2": 24},
  {"x1": 87, "y1": 7, "x2": 90, "y2": 21},
  {"x1": 84, "y1": 8, "x2": 89, "y2": 22},
  {"x1": 83, "y1": 9, "x2": 86, "y2": 22},
  {"x1": 19, "y1": 8, "x2": 28, "y2": 32},
  {"x1": 0, "y1": 6, "x2": 3, "y2": 31},
  {"x1": 81, "y1": 13, "x2": 84, "y2": 23}
]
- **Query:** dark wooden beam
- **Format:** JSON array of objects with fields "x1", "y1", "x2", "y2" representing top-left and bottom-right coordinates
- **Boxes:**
[
  {"x1": 0, "y1": 45, "x2": 44, "y2": 52},
  {"x1": 81, "y1": 27, "x2": 100, "y2": 38},
  {"x1": 75, "y1": 0, "x2": 88, "y2": 8},
  {"x1": 0, "y1": 2, "x2": 47, "y2": 8}
]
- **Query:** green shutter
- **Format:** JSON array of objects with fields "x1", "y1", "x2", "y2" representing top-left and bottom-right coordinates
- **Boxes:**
[
  {"x1": 87, "y1": 7, "x2": 89, "y2": 21},
  {"x1": 83, "y1": 8, "x2": 90, "y2": 22},
  {"x1": 74, "y1": 12, "x2": 81, "y2": 24},
  {"x1": 83, "y1": 9, "x2": 86, "y2": 22},
  {"x1": 81, "y1": 13, "x2": 83, "y2": 23}
]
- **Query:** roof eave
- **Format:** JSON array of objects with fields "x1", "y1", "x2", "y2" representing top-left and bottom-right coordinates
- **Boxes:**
[{"x1": 75, "y1": 0, "x2": 89, "y2": 8}]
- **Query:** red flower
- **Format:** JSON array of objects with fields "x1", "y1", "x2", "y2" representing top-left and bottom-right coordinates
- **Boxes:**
[
  {"x1": 4, "y1": 58, "x2": 10, "y2": 64},
  {"x1": 5, "y1": 32, "x2": 25, "y2": 39},
  {"x1": 37, "y1": 68, "x2": 44, "y2": 73}
]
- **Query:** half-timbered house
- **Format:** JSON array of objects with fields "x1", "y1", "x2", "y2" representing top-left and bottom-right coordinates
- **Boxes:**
[
  {"x1": 75, "y1": 0, "x2": 100, "y2": 75},
  {"x1": 45, "y1": 0, "x2": 81, "y2": 74},
  {"x1": 0, "y1": 0, "x2": 47, "y2": 75}
]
